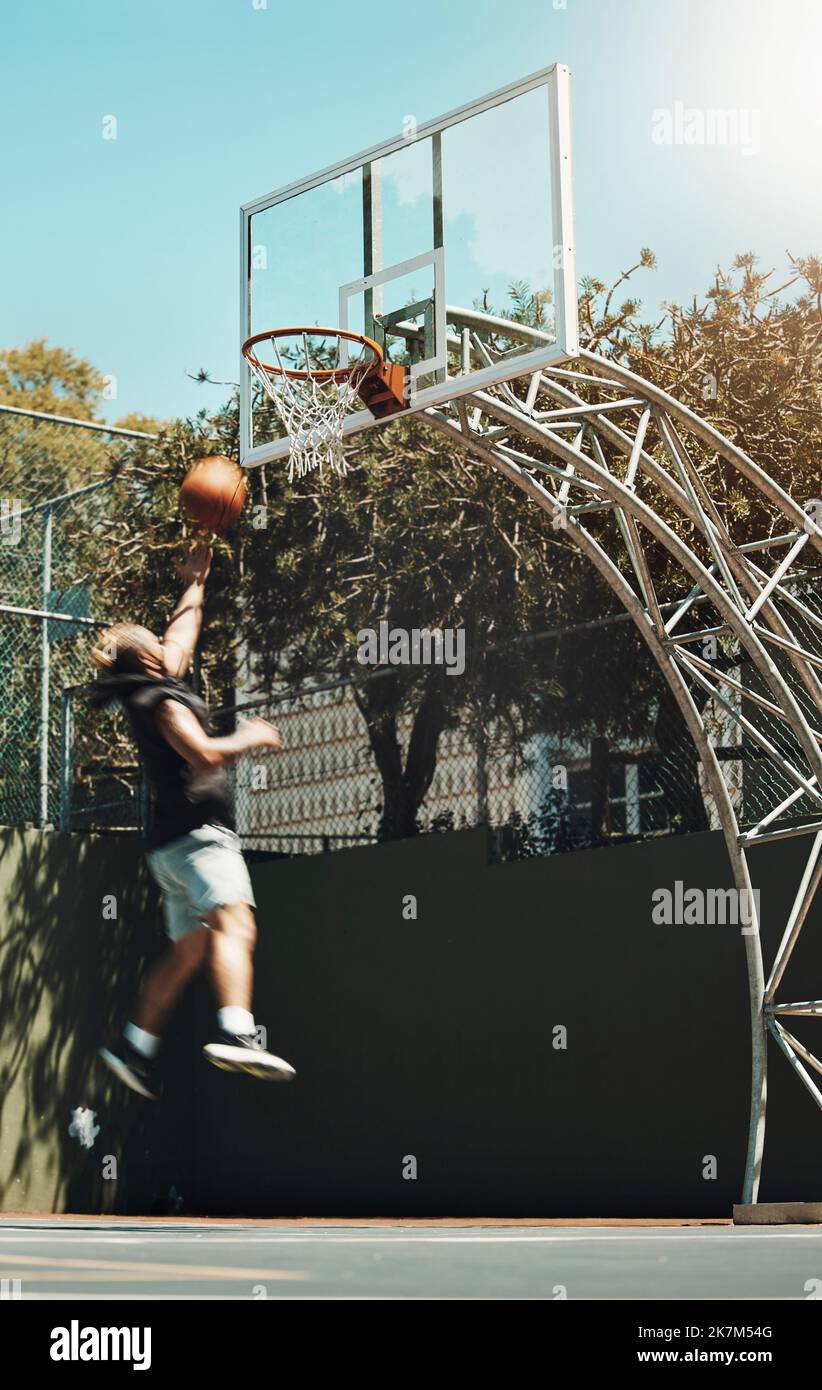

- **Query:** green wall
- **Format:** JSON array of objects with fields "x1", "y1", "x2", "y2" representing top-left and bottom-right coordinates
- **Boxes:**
[
  {"x1": 1, "y1": 824, "x2": 820, "y2": 1216},
  {"x1": 0, "y1": 828, "x2": 193, "y2": 1215}
]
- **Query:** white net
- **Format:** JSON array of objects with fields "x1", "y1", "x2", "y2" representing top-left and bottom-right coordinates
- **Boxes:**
[{"x1": 245, "y1": 332, "x2": 378, "y2": 482}]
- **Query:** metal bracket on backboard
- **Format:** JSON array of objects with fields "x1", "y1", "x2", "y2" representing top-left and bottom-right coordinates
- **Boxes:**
[{"x1": 338, "y1": 249, "x2": 447, "y2": 380}]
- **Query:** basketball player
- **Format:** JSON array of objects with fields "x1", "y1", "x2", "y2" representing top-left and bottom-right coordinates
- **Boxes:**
[{"x1": 90, "y1": 542, "x2": 295, "y2": 1098}]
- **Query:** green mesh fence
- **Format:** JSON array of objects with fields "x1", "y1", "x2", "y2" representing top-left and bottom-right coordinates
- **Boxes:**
[
  {"x1": 0, "y1": 407, "x2": 154, "y2": 829},
  {"x1": 166, "y1": 658, "x2": 713, "y2": 860},
  {"x1": 4, "y1": 403, "x2": 822, "y2": 858},
  {"x1": 180, "y1": 575, "x2": 822, "y2": 860},
  {"x1": 55, "y1": 635, "x2": 713, "y2": 859}
]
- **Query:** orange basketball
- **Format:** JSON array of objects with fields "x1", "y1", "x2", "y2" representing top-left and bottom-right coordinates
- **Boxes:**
[{"x1": 179, "y1": 455, "x2": 248, "y2": 534}]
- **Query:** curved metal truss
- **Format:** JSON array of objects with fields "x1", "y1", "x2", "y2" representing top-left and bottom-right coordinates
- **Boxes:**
[{"x1": 423, "y1": 338, "x2": 822, "y2": 1205}]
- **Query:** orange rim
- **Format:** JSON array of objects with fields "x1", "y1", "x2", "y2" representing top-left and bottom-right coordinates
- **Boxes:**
[{"x1": 242, "y1": 327, "x2": 384, "y2": 383}]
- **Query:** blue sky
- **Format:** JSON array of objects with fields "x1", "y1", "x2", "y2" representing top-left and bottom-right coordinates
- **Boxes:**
[{"x1": 1, "y1": 0, "x2": 820, "y2": 426}]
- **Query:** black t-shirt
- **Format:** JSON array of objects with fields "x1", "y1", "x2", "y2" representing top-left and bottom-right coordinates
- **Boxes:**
[{"x1": 90, "y1": 674, "x2": 234, "y2": 849}]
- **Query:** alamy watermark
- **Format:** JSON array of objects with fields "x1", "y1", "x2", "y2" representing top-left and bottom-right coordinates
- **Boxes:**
[
  {"x1": 50, "y1": 1321, "x2": 151, "y2": 1370},
  {"x1": 652, "y1": 881, "x2": 759, "y2": 935},
  {"x1": 652, "y1": 102, "x2": 760, "y2": 157},
  {"x1": 357, "y1": 622, "x2": 465, "y2": 676}
]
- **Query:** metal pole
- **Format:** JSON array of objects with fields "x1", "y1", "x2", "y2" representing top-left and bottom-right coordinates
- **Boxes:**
[
  {"x1": 0, "y1": 402, "x2": 157, "y2": 440},
  {"x1": 362, "y1": 161, "x2": 383, "y2": 336},
  {"x1": 59, "y1": 686, "x2": 74, "y2": 832},
  {"x1": 476, "y1": 728, "x2": 489, "y2": 825},
  {"x1": 39, "y1": 506, "x2": 52, "y2": 827},
  {"x1": 590, "y1": 736, "x2": 610, "y2": 843},
  {"x1": 0, "y1": 603, "x2": 105, "y2": 625},
  {"x1": 424, "y1": 403, "x2": 769, "y2": 1204}
]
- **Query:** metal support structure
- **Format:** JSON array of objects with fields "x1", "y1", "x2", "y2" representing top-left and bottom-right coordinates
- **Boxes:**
[
  {"x1": 420, "y1": 335, "x2": 822, "y2": 1205},
  {"x1": 362, "y1": 161, "x2": 383, "y2": 339},
  {"x1": 59, "y1": 686, "x2": 75, "y2": 832},
  {"x1": 38, "y1": 506, "x2": 52, "y2": 828},
  {"x1": 0, "y1": 402, "x2": 157, "y2": 441}
]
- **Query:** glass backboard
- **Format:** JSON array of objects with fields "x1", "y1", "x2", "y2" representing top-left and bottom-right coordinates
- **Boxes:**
[{"x1": 240, "y1": 64, "x2": 576, "y2": 468}]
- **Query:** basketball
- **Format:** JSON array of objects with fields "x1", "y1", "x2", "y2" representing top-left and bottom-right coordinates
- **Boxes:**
[{"x1": 179, "y1": 455, "x2": 248, "y2": 534}]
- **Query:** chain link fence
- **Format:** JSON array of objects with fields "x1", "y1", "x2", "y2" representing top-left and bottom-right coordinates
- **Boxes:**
[
  {"x1": 57, "y1": 638, "x2": 748, "y2": 861},
  {"x1": 0, "y1": 405, "x2": 155, "y2": 829},
  {"x1": 4, "y1": 403, "x2": 822, "y2": 860},
  {"x1": 198, "y1": 661, "x2": 732, "y2": 862},
  {"x1": 199, "y1": 582, "x2": 822, "y2": 863}
]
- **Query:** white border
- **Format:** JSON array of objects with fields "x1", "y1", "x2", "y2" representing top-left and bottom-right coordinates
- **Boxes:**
[{"x1": 240, "y1": 63, "x2": 576, "y2": 467}]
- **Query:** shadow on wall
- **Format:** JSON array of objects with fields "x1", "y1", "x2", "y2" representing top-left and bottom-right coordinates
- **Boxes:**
[
  {"x1": 0, "y1": 828, "x2": 196, "y2": 1215},
  {"x1": 1, "y1": 825, "x2": 821, "y2": 1217}
]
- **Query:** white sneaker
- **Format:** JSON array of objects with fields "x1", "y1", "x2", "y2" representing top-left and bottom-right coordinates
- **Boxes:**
[{"x1": 203, "y1": 1031, "x2": 296, "y2": 1082}]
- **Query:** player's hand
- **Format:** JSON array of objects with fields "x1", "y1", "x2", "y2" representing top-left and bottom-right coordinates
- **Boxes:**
[
  {"x1": 178, "y1": 542, "x2": 213, "y2": 586},
  {"x1": 244, "y1": 717, "x2": 284, "y2": 752}
]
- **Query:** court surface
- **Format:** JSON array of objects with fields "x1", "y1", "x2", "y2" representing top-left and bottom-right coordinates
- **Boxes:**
[{"x1": 1, "y1": 1217, "x2": 820, "y2": 1299}]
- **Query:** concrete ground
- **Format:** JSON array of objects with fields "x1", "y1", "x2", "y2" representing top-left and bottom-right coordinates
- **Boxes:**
[{"x1": 1, "y1": 1216, "x2": 820, "y2": 1299}]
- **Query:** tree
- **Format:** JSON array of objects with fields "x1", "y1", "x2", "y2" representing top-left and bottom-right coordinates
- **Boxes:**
[
  {"x1": 81, "y1": 255, "x2": 822, "y2": 840},
  {"x1": 0, "y1": 340, "x2": 107, "y2": 420},
  {"x1": 579, "y1": 250, "x2": 822, "y2": 523},
  {"x1": 0, "y1": 342, "x2": 167, "y2": 825},
  {"x1": 4, "y1": 251, "x2": 821, "y2": 841},
  {"x1": 239, "y1": 413, "x2": 582, "y2": 839}
]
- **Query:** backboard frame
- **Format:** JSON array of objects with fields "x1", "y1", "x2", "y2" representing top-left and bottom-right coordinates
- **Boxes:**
[{"x1": 239, "y1": 63, "x2": 577, "y2": 469}]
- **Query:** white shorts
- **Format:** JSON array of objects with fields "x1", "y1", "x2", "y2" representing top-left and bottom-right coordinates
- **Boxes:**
[{"x1": 146, "y1": 823, "x2": 256, "y2": 941}]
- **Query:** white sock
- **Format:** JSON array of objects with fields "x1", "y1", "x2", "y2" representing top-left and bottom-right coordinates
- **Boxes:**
[
  {"x1": 124, "y1": 1023, "x2": 160, "y2": 1059},
  {"x1": 218, "y1": 1006, "x2": 255, "y2": 1037}
]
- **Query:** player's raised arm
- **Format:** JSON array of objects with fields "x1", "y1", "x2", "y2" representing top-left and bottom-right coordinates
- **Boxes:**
[{"x1": 162, "y1": 543, "x2": 212, "y2": 678}]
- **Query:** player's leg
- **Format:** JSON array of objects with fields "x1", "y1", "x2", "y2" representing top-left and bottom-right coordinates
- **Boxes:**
[
  {"x1": 202, "y1": 900, "x2": 295, "y2": 1081},
  {"x1": 132, "y1": 926, "x2": 209, "y2": 1034},
  {"x1": 207, "y1": 899, "x2": 256, "y2": 1013},
  {"x1": 97, "y1": 845, "x2": 210, "y2": 1098},
  {"x1": 98, "y1": 925, "x2": 208, "y2": 1099}
]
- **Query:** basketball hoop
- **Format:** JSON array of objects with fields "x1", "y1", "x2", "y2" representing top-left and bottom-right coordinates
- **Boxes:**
[{"x1": 243, "y1": 327, "x2": 405, "y2": 483}]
